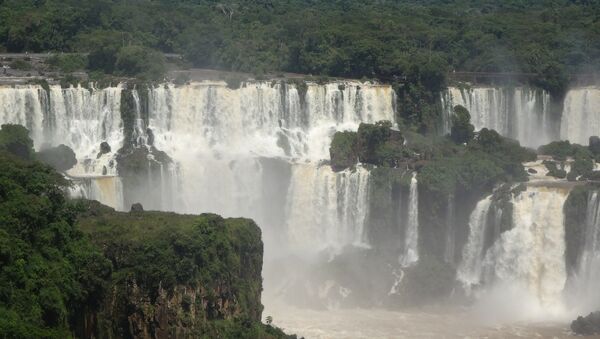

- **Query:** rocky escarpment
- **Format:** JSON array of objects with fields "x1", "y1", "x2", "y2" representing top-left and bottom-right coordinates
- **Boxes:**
[{"x1": 75, "y1": 201, "x2": 288, "y2": 339}]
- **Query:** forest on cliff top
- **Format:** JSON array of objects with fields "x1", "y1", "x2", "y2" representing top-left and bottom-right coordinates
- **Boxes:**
[{"x1": 1, "y1": 0, "x2": 599, "y2": 87}]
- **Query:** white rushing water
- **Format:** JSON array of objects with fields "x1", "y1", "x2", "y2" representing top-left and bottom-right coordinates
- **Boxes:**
[
  {"x1": 444, "y1": 193, "x2": 456, "y2": 264},
  {"x1": 144, "y1": 80, "x2": 394, "y2": 251},
  {"x1": 442, "y1": 86, "x2": 553, "y2": 148},
  {"x1": 560, "y1": 87, "x2": 600, "y2": 145},
  {"x1": 456, "y1": 195, "x2": 493, "y2": 289},
  {"x1": 462, "y1": 186, "x2": 570, "y2": 319},
  {"x1": 0, "y1": 84, "x2": 123, "y2": 208},
  {"x1": 400, "y1": 172, "x2": 419, "y2": 267},
  {"x1": 567, "y1": 190, "x2": 600, "y2": 314},
  {"x1": 443, "y1": 86, "x2": 600, "y2": 148},
  {"x1": 285, "y1": 164, "x2": 371, "y2": 250}
]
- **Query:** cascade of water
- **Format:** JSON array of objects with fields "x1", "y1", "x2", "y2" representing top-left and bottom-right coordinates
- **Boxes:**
[
  {"x1": 442, "y1": 87, "x2": 553, "y2": 148},
  {"x1": 69, "y1": 176, "x2": 124, "y2": 210},
  {"x1": 444, "y1": 194, "x2": 456, "y2": 264},
  {"x1": 0, "y1": 84, "x2": 124, "y2": 208},
  {"x1": 456, "y1": 195, "x2": 493, "y2": 289},
  {"x1": 481, "y1": 186, "x2": 569, "y2": 311},
  {"x1": 400, "y1": 173, "x2": 419, "y2": 267},
  {"x1": 285, "y1": 164, "x2": 371, "y2": 251},
  {"x1": 568, "y1": 190, "x2": 600, "y2": 313},
  {"x1": 131, "y1": 89, "x2": 148, "y2": 146},
  {"x1": 560, "y1": 87, "x2": 600, "y2": 145},
  {"x1": 0, "y1": 80, "x2": 395, "y2": 253},
  {"x1": 144, "y1": 80, "x2": 394, "y2": 250}
]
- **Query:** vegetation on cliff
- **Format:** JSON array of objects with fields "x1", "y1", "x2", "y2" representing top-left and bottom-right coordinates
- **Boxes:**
[
  {"x1": 0, "y1": 125, "x2": 292, "y2": 338},
  {"x1": 538, "y1": 138, "x2": 599, "y2": 181},
  {"x1": 0, "y1": 128, "x2": 111, "y2": 338}
]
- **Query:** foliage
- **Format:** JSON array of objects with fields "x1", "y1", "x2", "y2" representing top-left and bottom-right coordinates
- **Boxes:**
[
  {"x1": 357, "y1": 121, "x2": 406, "y2": 166},
  {"x1": 9, "y1": 59, "x2": 32, "y2": 71},
  {"x1": 329, "y1": 131, "x2": 358, "y2": 171},
  {"x1": 36, "y1": 144, "x2": 77, "y2": 172},
  {"x1": 115, "y1": 45, "x2": 166, "y2": 81},
  {"x1": 589, "y1": 136, "x2": 600, "y2": 157},
  {"x1": 46, "y1": 54, "x2": 86, "y2": 73},
  {"x1": 1, "y1": 1, "x2": 599, "y2": 128},
  {"x1": 419, "y1": 128, "x2": 534, "y2": 194},
  {"x1": 450, "y1": 105, "x2": 474, "y2": 144},
  {"x1": 0, "y1": 149, "x2": 111, "y2": 338},
  {"x1": 543, "y1": 160, "x2": 567, "y2": 179},
  {"x1": 0, "y1": 124, "x2": 34, "y2": 159},
  {"x1": 538, "y1": 140, "x2": 576, "y2": 161}
]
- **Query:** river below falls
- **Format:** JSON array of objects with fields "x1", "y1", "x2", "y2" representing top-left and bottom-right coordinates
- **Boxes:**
[{"x1": 264, "y1": 303, "x2": 576, "y2": 338}]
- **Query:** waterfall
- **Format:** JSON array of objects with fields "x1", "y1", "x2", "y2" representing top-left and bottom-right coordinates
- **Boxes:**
[
  {"x1": 400, "y1": 172, "x2": 419, "y2": 267},
  {"x1": 560, "y1": 87, "x2": 600, "y2": 145},
  {"x1": 0, "y1": 84, "x2": 124, "y2": 208},
  {"x1": 456, "y1": 195, "x2": 493, "y2": 288},
  {"x1": 69, "y1": 176, "x2": 124, "y2": 210},
  {"x1": 285, "y1": 164, "x2": 371, "y2": 251},
  {"x1": 147, "y1": 81, "x2": 394, "y2": 161},
  {"x1": 131, "y1": 89, "x2": 148, "y2": 146},
  {"x1": 568, "y1": 190, "x2": 600, "y2": 313},
  {"x1": 442, "y1": 87, "x2": 552, "y2": 148},
  {"x1": 444, "y1": 194, "x2": 456, "y2": 264},
  {"x1": 0, "y1": 80, "x2": 395, "y2": 253},
  {"x1": 480, "y1": 186, "x2": 569, "y2": 311},
  {"x1": 142, "y1": 80, "x2": 394, "y2": 250}
]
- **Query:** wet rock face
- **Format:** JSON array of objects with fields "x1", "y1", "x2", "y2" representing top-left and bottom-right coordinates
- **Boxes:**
[
  {"x1": 97, "y1": 141, "x2": 112, "y2": 158},
  {"x1": 112, "y1": 282, "x2": 242, "y2": 339},
  {"x1": 75, "y1": 208, "x2": 265, "y2": 339},
  {"x1": 130, "y1": 202, "x2": 144, "y2": 212},
  {"x1": 36, "y1": 144, "x2": 77, "y2": 172},
  {"x1": 571, "y1": 311, "x2": 600, "y2": 336}
]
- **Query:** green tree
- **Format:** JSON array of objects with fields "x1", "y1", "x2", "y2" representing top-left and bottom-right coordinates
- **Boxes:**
[{"x1": 450, "y1": 105, "x2": 474, "y2": 144}]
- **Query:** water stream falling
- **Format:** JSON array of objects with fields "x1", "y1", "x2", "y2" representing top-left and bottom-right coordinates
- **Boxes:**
[
  {"x1": 0, "y1": 84, "x2": 123, "y2": 208},
  {"x1": 456, "y1": 195, "x2": 493, "y2": 289},
  {"x1": 0, "y1": 80, "x2": 394, "y2": 253},
  {"x1": 442, "y1": 87, "x2": 553, "y2": 148},
  {"x1": 567, "y1": 190, "x2": 600, "y2": 314},
  {"x1": 560, "y1": 87, "x2": 600, "y2": 145},
  {"x1": 458, "y1": 186, "x2": 570, "y2": 318},
  {"x1": 444, "y1": 193, "x2": 456, "y2": 265},
  {"x1": 400, "y1": 172, "x2": 419, "y2": 267}
]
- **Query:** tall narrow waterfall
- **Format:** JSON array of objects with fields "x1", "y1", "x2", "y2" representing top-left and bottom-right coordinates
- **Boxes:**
[
  {"x1": 400, "y1": 173, "x2": 419, "y2": 267},
  {"x1": 480, "y1": 186, "x2": 569, "y2": 312},
  {"x1": 456, "y1": 195, "x2": 493, "y2": 288},
  {"x1": 442, "y1": 87, "x2": 553, "y2": 148},
  {"x1": 568, "y1": 190, "x2": 600, "y2": 313},
  {"x1": 444, "y1": 194, "x2": 456, "y2": 264},
  {"x1": 560, "y1": 87, "x2": 600, "y2": 145}
]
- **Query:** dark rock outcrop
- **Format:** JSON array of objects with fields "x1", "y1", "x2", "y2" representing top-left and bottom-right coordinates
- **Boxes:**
[
  {"x1": 36, "y1": 144, "x2": 77, "y2": 171},
  {"x1": 97, "y1": 141, "x2": 111, "y2": 158},
  {"x1": 130, "y1": 202, "x2": 144, "y2": 212},
  {"x1": 571, "y1": 311, "x2": 600, "y2": 336}
]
